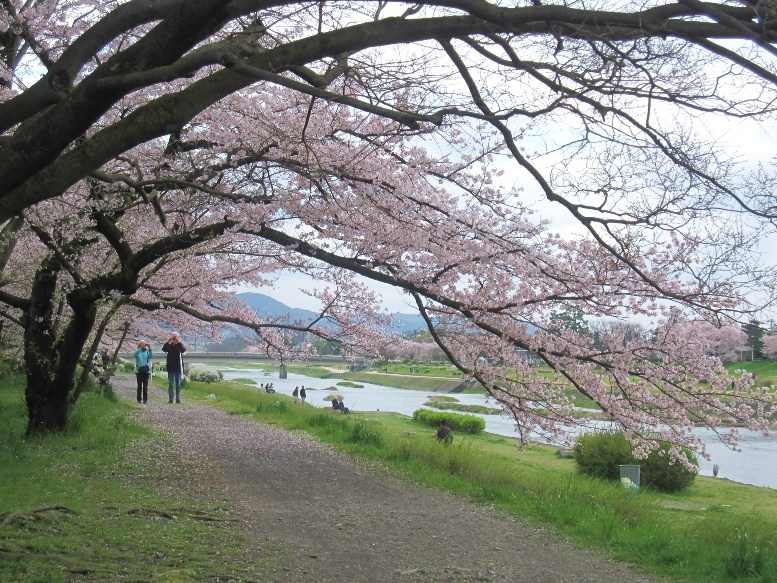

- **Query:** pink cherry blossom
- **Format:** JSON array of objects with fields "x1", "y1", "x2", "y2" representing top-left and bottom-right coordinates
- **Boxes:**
[{"x1": 0, "y1": 2, "x2": 775, "y2": 457}]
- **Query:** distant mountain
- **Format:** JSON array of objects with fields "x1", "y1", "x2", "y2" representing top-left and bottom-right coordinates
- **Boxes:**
[
  {"x1": 391, "y1": 312, "x2": 427, "y2": 334},
  {"x1": 237, "y1": 292, "x2": 319, "y2": 323},
  {"x1": 236, "y1": 292, "x2": 425, "y2": 334}
]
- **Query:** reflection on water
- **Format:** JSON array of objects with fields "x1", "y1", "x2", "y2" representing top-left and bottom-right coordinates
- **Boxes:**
[{"x1": 219, "y1": 367, "x2": 777, "y2": 490}]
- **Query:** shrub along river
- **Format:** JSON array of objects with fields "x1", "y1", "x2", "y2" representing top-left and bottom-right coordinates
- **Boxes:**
[{"x1": 217, "y1": 366, "x2": 777, "y2": 490}]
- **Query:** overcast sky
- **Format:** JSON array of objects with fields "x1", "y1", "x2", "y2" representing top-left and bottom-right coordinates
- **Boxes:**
[{"x1": 234, "y1": 272, "x2": 420, "y2": 313}]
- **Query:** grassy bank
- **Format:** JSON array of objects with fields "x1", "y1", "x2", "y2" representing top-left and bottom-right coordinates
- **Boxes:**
[
  {"x1": 0, "y1": 372, "x2": 255, "y2": 582},
  {"x1": 180, "y1": 377, "x2": 777, "y2": 583},
  {"x1": 424, "y1": 395, "x2": 501, "y2": 414},
  {"x1": 6, "y1": 366, "x2": 776, "y2": 582},
  {"x1": 200, "y1": 358, "x2": 643, "y2": 403},
  {"x1": 336, "y1": 370, "x2": 461, "y2": 391},
  {"x1": 199, "y1": 358, "x2": 466, "y2": 391},
  {"x1": 726, "y1": 361, "x2": 777, "y2": 389}
]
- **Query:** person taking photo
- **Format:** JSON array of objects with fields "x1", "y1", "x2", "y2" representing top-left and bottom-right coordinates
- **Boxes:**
[{"x1": 162, "y1": 332, "x2": 186, "y2": 404}]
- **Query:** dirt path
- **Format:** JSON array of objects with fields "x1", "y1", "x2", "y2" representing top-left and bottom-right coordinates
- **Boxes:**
[{"x1": 114, "y1": 376, "x2": 661, "y2": 583}]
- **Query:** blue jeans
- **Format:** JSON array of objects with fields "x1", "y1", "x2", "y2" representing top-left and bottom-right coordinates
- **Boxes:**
[{"x1": 167, "y1": 371, "x2": 182, "y2": 402}]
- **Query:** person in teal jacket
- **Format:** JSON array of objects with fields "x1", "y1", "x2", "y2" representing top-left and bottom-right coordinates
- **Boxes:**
[{"x1": 134, "y1": 340, "x2": 153, "y2": 404}]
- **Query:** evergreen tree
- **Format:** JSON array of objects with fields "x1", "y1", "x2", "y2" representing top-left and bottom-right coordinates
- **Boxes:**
[
  {"x1": 550, "y1": 306, "x2": 590, "y2": 337},
  {"x1": 743, "y1": 320, "x2": 766, "y2": 360}
]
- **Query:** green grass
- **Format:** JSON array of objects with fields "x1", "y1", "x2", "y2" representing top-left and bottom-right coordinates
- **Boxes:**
[
  {"x1": 285, "y1": 363, "x2": 348, "y2": 377},
  {"x1": 424, "y1": 395, "x2": 501, "y2": 414},
  {"x1": 229, "y1": 377, "x2": 259, "y2": 386},
  {"x1": 203, "y1": 358, "x2": 601, "y2": 400},
  {"x1": 726, "y1": 360, "x2": 777, "y2": 389},
  {"x1": 180, "y1": 377, "x2": 777, "y2": 583},
  {"x1": 10, "y1": 361, "x2": 775, "y2": 582},
  {"x1": 199, "y1": 358, "x2": 466, "y2": 391},
  {"x1": 380, "y1": 363, "x2": 462, "y2": 377},
  {"x1": 0, "y1": 371, "x2": 258, "y2": 582},
  {"x1": 336, "y1": 370, "x2": 459, "y2": 391},
  {"x1": 210, "y1": 360, "x2": 351, "y2": 379}
]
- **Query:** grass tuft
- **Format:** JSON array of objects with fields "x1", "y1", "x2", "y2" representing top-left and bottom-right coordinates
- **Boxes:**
[{"x1": 725, "y1": 530, "x2": 769, "y2": 579}]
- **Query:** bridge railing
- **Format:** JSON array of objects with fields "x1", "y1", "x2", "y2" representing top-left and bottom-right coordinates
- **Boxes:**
[{"x1": 117, "y1": 351, "x2": 353, "y2": 363}]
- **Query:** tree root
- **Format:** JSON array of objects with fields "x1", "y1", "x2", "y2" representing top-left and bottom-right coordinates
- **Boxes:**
[
  {"x1": 124, "y1": 506, "x2": 177, "y2": 520},
  {"x1": 123, "y1": 505, "x2": 237, "y2": 522},
  {"x1": 0, "y1": 504, "x2": 75, "y2": 525},
  {"x1": 182, "y1": 508, "x2": 238, "y2": 522}
]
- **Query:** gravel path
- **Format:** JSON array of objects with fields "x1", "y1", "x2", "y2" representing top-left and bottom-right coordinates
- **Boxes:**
[{"x1": 115, "y1": 376, "x2": 661, "y2": 583}]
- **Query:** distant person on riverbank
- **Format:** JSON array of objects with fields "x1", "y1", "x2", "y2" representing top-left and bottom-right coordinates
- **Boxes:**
[
  {"x1": 134, "y1": 340, "x2": 153, "y2": 404},
  {"x1": 436, "y1": 420, "x2": 453, "y2": 445},
  {"x1": 332, "y1": 397, "x2": 349, "y2": 414},
  {"x1": 162, "y1": 332, "x2": 186, "y2": 404},
  {"x1": 300, "y1": 386, "x2": 307, "y2": 403},
  {"x1": 292, "y1": 386, "x2": 299, "y2": 401}
]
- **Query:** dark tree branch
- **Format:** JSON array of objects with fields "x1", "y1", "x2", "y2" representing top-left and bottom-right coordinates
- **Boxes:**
[{"x1": 2, "y1": 5, "x2": 773, "y2": 221}]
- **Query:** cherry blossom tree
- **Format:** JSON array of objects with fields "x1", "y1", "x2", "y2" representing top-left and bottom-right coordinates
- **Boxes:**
[
  {"x1": 1, "y1": 1, "x2": 776, "y2": 457},
  {"x1": 0, "y1": 195, "x2": 241, "y2": 430},
  {"x1": 590, "y1": 320, "x2": 647, "y2": 352},
  {"x1": 764, "y1": 334, "x2": 777, "y2": 360},
  {"x1": 0, "y1": 194, "x2": 392, "y2": 431},
  {"x1": 663, "y1": 318, "x2": 748, "y2": 362},
  {"x1": 380, "y1": 338, "x2": 446, "y2": 362}
]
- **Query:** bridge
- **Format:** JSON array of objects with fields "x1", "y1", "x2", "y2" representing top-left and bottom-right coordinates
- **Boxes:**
[{"x1": 117, "y1": 352, "x2": 370, "y2": 368}]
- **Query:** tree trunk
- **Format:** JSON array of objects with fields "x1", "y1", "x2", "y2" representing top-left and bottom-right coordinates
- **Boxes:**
[
  {"x1": 72, "y1": 300, "x2": 124, "y2": 404},
  {"x1": 25, "y1": 306, "x2": 97, "y2": 434},
  {"x1": 24, "y1": 257, "x2": 97, "y2": 434},
  {"x1": 25, "y1": 366, "x2": 70, "y2": 433}
]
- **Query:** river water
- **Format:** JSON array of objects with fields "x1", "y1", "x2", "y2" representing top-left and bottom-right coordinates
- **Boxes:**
[{"x1": 218, "y1": 367, "x2": 777, "y2": 490}]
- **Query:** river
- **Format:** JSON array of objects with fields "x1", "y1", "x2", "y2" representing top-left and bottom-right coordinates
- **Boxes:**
[{"x1": 217, "y1": 366, "x2": 777, "y2": 490}]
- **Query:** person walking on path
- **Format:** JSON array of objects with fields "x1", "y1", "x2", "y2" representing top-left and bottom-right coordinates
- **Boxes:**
[
  {"x1": 299, "y1": 386, "x2": 307, "y2": 403},
  {"x1": 162, "y1": 332, "x2": 186, "y2": 404},
  {"x1": 292, "y1": 386, "x2": 299, "y2": 401},
  {"x1": 134, "y1": 340, "x2": 153, "y2": 404}
]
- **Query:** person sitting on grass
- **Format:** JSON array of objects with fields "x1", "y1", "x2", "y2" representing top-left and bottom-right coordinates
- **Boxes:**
[
  {"x1": 332, "y1": 398, "x2": 349, "y2": 414},
  {"x1": 436, "y1": 420, "x2": 453, "y2": 445}
]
